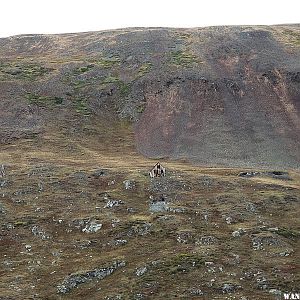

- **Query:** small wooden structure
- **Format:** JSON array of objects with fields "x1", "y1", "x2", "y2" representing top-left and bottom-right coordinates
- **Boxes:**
[{"x1": 149, "y1": 162, "x2": 166, "y2": 178}]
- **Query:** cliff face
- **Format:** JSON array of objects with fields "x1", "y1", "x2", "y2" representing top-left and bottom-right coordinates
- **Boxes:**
[{"x1": 1, "y1": 25, "x2": 300, "y2": 168}]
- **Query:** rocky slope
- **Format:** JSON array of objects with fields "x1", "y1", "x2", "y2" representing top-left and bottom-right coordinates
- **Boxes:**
[
  {"x1": 0, "y1": 25, "x2": 300, "y2": 300},
  {"x1": 0, "y1": 25, "x2": 300, "y2": 168},
  {"x1": 1, "y1": 160, "x2": 300, "y2": 299}
]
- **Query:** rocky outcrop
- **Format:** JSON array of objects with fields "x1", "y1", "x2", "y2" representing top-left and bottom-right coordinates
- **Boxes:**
[{"x1": 57, "y1": 260, "x2": 126, "y2": 293}]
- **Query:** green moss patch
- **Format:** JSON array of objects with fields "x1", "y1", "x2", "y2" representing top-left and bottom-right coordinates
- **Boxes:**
[
  {"x1": 26, "y1": 93, "x2": 64, "y2": 106},
  {"x1": 276, "y1": 227, "x2": 300, "y2": 240},
  {"x1": 94, "y1": 56, "x2": 121, "y2": 68},
  {"x1": 0, "y1": 62, "x2": 53, "y2": 80},
  {"x1": 102, "y1": 76, "x2": 120, "y2": 84},
  {"x1": 118, "y1": 81, "x2": 131, "y2": 97},
  {"x1": 73, "y1": 64, "x2": 94, "y2": 75},
  {"x1": 170, "y1": 50, "x2": 199, "y2": 67},
  {"x1": 137, "y1": 62, "x2": 152, "y2": 78}
]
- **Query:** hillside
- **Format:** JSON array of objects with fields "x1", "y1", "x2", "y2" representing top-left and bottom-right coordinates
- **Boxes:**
[
  {"x1": 0, "y1": 25, "x2": 300, "y2": 168},
  {"x1": 0, "y1": 26, "x2": 300, "y2": 300}
]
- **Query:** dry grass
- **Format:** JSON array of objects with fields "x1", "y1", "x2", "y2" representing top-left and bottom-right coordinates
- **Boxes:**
[{"x1": 0, "y1": 127, "x2": 299, "y2": 299}]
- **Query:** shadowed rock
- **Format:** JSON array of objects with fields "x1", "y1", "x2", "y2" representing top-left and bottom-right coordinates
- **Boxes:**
[{"x1": 57, "y1": 260, "x2": 126, "y2": 294}]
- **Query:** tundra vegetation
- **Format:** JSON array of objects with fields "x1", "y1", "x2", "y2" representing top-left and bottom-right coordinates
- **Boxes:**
[{"x1": 0, "y1": 25, "x2": 300, "y2": 299}]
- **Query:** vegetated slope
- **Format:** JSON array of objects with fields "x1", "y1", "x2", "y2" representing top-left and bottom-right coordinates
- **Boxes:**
[{"x1": 0, "y1": 25, "x2": 300, "y2": 168}]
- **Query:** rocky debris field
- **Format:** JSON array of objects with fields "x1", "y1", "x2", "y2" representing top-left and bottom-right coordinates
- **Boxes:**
[{"x1": 0, "y1": 161, "x2": 299, "y2": 299}]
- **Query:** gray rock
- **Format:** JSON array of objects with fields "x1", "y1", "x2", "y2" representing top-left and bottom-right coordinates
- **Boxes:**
[
  {"x1": 0, "y1": 202, "x2": 6, "y2": 214},
  {"x1": 252, "y1": 234, "x2": 283, "y2": 250},
  {"x1": 82, "y1": 221, "x2": 102, "y2": 233},
  {"x1": 232, "y1": 228, "x2": 246, "y2": 237},
  {"x1": 197, "y1": 236, "x2": 218, "y2": 245},
  {"x1": 189, "y1": 289, "x2": 204, "y2": 296},
  {"x1": 0, "y1": 165, "x2": 6, "y2": 177},
  {"x1": 104, "y1": 199, "x2": 124, "y2": 208},
  {"x1": 135, "y1": 266, "x2": 147, "y2": 276},
  {"x1": 167, "y1": 206, "x2": 186, "y2": 213},
  {"x1": 245, "y1": 202, "x2": 257, "y2": 213},
  {"x1": 0, "y1": 180, "x2": 8, "y2": 188},
  {"x1": 221, "y1": 283, "x2": 241, "y2": 294},
  {"x1": 176, "y1": 231, "x2": 194, "y2": 244},
  {"x1": 57, "y1": 260, "x2": 126, "y2": 293},
  {"x1": 31, "y1": 225, "x2": 50, "y2": 240},
  {"x1": 265, "y1": 171, "x2": 291, "y2": 180},
  {"x1": 107, "y1": 239, "x2": 127, "y2": 246},
  {"x1": 71, "y1": 171, "x2": 88, "y2": 181},
  {"x1": 269, "y1": 289, "x2": 282, "y2": 298},
  {"x1": 128, "y1": 222, "x2": 152, "y2": 236},
  {"x1": 239, "y1": 171, "x2": 260, "y2": 177},
  {"x1": 123, "y1": 179, "x2": 135, "y2": 190},
  {"x1": 92, "y1": 169, "x2": 108, "y2": 177},
  {"x1": 256, "y1": 275, "x2": 268, "y2": 290},
  {"x1": 149, "y1": 200, "x2": 169, "y2": 212}
]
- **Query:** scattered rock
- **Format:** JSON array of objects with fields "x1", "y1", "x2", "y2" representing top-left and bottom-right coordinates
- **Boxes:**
[
  {"x1": 92, "y1": 169, "x2": 108, "y2": 177},
  {"x1": 167, "y1": 206, "x2": 186, "y2": 213},
  {"x1": 252, "y1": 234, "x2": 283, "y2": 250},
  {"x1": 76, "y1": 239, "x2": 97, "y2": 249},
  {"x1": 176, "y1": 231, "x2": 194, "y2": 243},
  {"x1": 245, "y1": 202, "x2": 257, "y2": 213},
  {"x1": 135, "y1": 266, "x2": 148, "y2": 276},
  {"x1": 232, "y1": 228, "x2": 246, "y2": 237},
  {"x1": 256, "y1": 275, "x2": 268, "y2": 290},
  {"x1": 82, "y1": 220, "x2": 102, "y2": 233},
  {"x1": 133, "y1": 293, "x2": 145, "y2": 300},
  {"x1": 269, "y1": 289, "x2": 282, "y2": 299},
  {"x1": 0, "y1": 179, "x2": 8, "y2": 188},
  {"x1": 57, "y1": 260, "x2": 126, "y2": 293},
  {"x1": 265, "y1": 171, "x2": 291, "y2": 180},
  {"x1": 31, "y1": 225, "x2": 50, "y2": 240},
  {"x1": 104, "y1": 199, "x2": 124, "y2": 208},
  {"x1": 123, "y1": 179, "x2": 135, "y2": 190},
  {"x1": 221, "y1": 283, "x2": 241, "y2": 294},
  {"x1": 0, "y1": 202, "x2": 6, "y2": 214},
  {"x1": 70, "y1": 171, "x2": 88, "y2": 181},
  {"x1": 149, "y1": 200, "x2": 169, "y2": 212},
  {"x1": 197, "y1": 236, "x2": 218, "y2": 245},
  {"x1": 0, "y1": 164, "x2": 6, "y2": 177},
  {"x1": 204, "y1": 261, "x2": 224, "y2": 273},
  {"x1": 107, "y1": 239, "x2": 128, "y2": 247},
  {"x1": 128, "y1": 222, "x2": 152, "y2": 236},
  {"x1": 239, "y1": 171, "x2": 260, "y2": 177},
  {"x1": 188, "y1": 288, "x2": 204, "y2": 296}
]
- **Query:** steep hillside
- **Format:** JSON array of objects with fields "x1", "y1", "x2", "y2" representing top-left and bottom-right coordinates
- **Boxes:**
[{"x1": 0, "y1": 25, "x2": 300, "y2": 168}]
